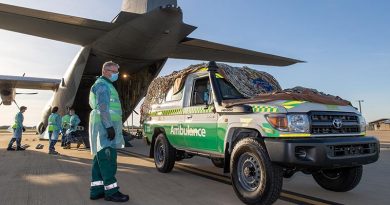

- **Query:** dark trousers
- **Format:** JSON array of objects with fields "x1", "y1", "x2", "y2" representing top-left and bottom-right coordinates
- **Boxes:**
[
  {"x1": 48, "y1": 131, "x2": 57, "y2": 151},
  {"x1": 90, "y1": 147, "x2": 119, "y2": 197},
  {"x1": 7, "y1": 138, "x2": 22, "y2": 148},
  {"x1": 61, "y1": 129, "x2": 67, "y2": 146}
]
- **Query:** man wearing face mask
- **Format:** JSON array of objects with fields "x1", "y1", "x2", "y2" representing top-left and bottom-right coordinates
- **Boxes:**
[
  {"x1": 88, "y1": 61, "x2": 128, "y2": 202},
  {"x1": 7, "y1": 106, "x2": 27, "y2": 151}
]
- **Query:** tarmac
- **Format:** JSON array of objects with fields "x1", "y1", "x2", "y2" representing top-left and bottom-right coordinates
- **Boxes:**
[{"x1": 0, "y1": 131, "x2": 389, "y2": 205}]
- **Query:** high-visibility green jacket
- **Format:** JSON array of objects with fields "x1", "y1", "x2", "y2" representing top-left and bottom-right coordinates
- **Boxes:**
[
  {"x1": 62, "y1": 114, "x2": 71, "y2": 130},
  {"x1": 89, "y1": 76, "x2": 124, "y2": 155},
  {"x1": 48, "y1": 113, "x2": 61, "y2": 132},
  {"x1": 69, "y1": 114, "x2": 81, "y2": 132},
  {"x1": 12, "y1": 112, "x2": 23, "y2": 129}
]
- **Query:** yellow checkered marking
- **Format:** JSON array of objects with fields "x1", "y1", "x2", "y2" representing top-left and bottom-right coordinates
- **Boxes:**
[
  {"x1": 252, "y1": 105, "x2": 278, "y2": 113},
  {"x1": 183, "y1": 106, "x2": 213, "y2": 114},
  {"x1": 149, "y1": 106, "x2": 213, "y2": 116}
]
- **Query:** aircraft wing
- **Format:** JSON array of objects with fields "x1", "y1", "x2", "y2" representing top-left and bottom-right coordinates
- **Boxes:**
[
  {"x1": 170, "y1": 37, "x2": 303, "y2": 66},
  {"x1": 0, "y1": 3, "x2": 117, "y2": 46},
  {"x1": 0, "y1": 75, "x2": 61, "y2": 90}
]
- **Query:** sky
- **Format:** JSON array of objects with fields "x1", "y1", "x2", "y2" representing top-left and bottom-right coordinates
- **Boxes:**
[{"x1": 0, "y1": 0, "x2": 389, "y2": 126}]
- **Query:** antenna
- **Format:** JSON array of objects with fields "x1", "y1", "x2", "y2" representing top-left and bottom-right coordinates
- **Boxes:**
[{"x1": 357, "y1": 100, "x2": 364, "y2": 114}]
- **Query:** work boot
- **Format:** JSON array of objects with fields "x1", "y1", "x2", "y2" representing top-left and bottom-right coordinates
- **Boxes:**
[
  {"x1": 64, "y1": 144, "x2": 71, "y2": 149},
  {"x1": 104, "y1": 191, "x2": 129, "y2": 202},
  {"x1": 90, "y1": 193, "x2": 105, "y2": 200},
  {"x1": 49, "y1": 150, "x2": 59, "y2": 155},
  {"x1": 16, "y1": 139, "x2": 23, "y2": 149},
  {"x1": 7, "y1": 138, "x2": 16, "y2": 151}
]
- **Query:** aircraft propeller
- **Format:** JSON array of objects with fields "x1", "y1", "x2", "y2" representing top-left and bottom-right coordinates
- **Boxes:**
[{"x1": 16, "y1": 92, "x2": 38, "y2": 95}]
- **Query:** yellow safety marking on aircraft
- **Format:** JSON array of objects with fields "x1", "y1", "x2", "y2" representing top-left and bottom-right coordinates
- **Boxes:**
[
  {"x1": 282, "y1": 100, "x2": 306, "y2": 109},
  {"x1": 279, "y1": 133, "x2": 312, "y2": 137}
]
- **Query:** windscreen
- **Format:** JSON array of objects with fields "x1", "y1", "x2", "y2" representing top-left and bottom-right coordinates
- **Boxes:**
[{"x1": 217, "y1": 78, "x2": 245, "y2": 100}]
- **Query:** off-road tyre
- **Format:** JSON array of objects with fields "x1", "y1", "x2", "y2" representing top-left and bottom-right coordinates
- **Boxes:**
[
  {"x1": 312, "y1": 166, "x2": 363, "y2": 192},
  {"x1": 153, "y1": 133, "x2": 175, "y2": 173},
  {"x1": 230, "y1": 138, "x2": 283, "y2": 205}
]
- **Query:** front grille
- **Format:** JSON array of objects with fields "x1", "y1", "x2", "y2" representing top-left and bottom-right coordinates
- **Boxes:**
[
  {"x1": 327, "y1": 143, "x2": 377, "y2": 157},
  {"x1": 311, "y1": 114, "x2": 358, "y2": 122},
  {"x1": 310, "y1": 112, "x2": 360, "y2": 135}
]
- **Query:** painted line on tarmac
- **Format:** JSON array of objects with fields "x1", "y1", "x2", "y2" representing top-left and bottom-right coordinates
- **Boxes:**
[
  {"x1": 380, "y1": 143, "x2": 390, "y2": 149},
  {"x1": 117, "y1": 149, "x2": 343, "y2": 205}
]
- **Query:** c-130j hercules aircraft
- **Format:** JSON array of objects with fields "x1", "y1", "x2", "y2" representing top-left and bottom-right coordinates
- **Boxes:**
[{"x1": 0, "y1": 0, "x2": 301, "y2": 134}]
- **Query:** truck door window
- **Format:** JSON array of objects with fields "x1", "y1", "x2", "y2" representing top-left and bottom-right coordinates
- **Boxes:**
[{"x1": 191, "y1": 77, "x2": 209, "y2": 106}]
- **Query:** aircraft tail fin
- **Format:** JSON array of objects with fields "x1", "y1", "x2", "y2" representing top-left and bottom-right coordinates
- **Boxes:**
[{"x1": 121, "y1": 0, "x2": 177, "y2": 14}]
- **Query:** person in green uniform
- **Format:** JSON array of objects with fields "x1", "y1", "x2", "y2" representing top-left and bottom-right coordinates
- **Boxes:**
[
  {"x1": 47, "y1": 106, "x2": 62, "y2": 155},
  {"x1": 61, "y1": 107, "x2": 71, "y2": 147},
  {"x1": 88, "y1": 61, "x2": 128, "y2": 202},
  {"x1": 7, "y1": 106, "x2": 27, "y2": 151}
]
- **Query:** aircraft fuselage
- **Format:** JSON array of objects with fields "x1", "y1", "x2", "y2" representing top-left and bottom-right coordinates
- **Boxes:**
[{"x1": 38, "y1": 6, "x2": 188, "y2": 134}]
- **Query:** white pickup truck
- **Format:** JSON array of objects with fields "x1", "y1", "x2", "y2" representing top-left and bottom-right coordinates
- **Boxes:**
[{"x1": 142, "y1": 61, "x2": 379, "y2": 205}]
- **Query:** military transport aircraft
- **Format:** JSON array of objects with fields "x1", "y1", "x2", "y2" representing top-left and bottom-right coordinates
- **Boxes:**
[{"x1": 0, "y1": 0, "x2": 302, "y2": 134}]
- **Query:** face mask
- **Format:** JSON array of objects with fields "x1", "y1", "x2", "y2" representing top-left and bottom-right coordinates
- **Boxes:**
[{"x1": 110, "y1": 72, "x2": 119, "y2": 82}]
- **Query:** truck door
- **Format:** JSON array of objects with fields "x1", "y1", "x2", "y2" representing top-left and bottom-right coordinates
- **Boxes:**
[
  {"x1": 183, "y1": 77, "x2": 219, "y2": 152},
  {"x1": 162, "y1": 87, "x2": 186, "y2": 149}
]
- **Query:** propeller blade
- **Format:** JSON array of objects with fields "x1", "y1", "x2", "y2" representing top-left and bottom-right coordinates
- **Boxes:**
[
  {"x1": 16, "y1": 92, "x2": 38, "y2": 95},
  {"x1": 13, "y1": 100, "x2": 20, "y2": 109}
]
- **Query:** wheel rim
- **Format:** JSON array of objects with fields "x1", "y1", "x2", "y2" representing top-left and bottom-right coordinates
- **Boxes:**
[
  {"x1": 237, "y1": 153, "x2": 261, "y2": 192},
  {"x1": 155, "y1": 140, "x2": 165, "y2": 167}
]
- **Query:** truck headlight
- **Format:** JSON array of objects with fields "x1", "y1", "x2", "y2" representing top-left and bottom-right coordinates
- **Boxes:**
[
  {"x1": 287, "y1": 114, "x2": 310, "y2": 133},
  {"x1": 266, "y1": 114, "x2": 289, "y2": 131},
  {"x1": 266, "y1": 114, "x2": 310, "y2": 133},
  {"x1": 358, "y1": 115, "x2": 366, "y2": 133}
]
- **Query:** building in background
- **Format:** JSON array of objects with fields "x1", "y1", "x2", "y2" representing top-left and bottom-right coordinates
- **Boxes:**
[{"x1": 369, "y1": 119, "x2": 390, "y2": 131}]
